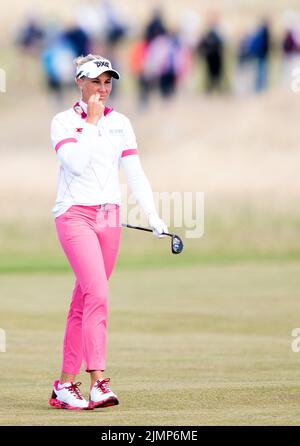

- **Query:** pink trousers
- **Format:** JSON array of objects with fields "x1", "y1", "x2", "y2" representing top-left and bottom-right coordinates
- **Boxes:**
[{"x1": 55, "y1": 204, "x2": 121, "y2": 374}]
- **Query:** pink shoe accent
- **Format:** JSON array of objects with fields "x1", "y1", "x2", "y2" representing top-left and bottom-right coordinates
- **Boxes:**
[
  {"x1": 89, "y1": 396, "x2": 119, "y2": 409},
  {"x1": 89, "y1": 378, "x2": 119, "y2": 409},
  {"x1": 48, "y1": 380, "x2": 92, "y2": 410},
  {"x1": 48, "y1": 397, "x2": 88, "y2": 410}
]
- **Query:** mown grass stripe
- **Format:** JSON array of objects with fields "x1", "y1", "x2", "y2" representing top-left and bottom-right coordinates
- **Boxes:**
[{"x1": 1, "y1": 252, "x2": 300, "y2": 273}]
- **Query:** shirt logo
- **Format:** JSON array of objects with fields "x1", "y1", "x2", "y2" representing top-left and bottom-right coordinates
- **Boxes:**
[
  {"x1": 75, "y1": 128, "x2": 83, "y2": 133},
  {"x1": 109, "y1": 128, "x2": 123, "y2": 135}
]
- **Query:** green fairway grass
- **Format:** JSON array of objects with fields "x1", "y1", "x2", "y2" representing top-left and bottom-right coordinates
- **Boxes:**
[{"x1": 1, "y1": 262, "x2": 299, "y2": 425}]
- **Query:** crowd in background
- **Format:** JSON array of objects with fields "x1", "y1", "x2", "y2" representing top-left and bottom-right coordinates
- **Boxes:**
[{"x1": 13, "y1": 1, "x2": 300, "y2": 108}]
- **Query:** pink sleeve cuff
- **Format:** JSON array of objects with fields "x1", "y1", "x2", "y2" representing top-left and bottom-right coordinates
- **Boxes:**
[
  {"x1": 121, "y1": 148, "x2": 138, "y2": 157},
  {"x1": 55, "y1": 138, "x2": 77, "y2": 152}
]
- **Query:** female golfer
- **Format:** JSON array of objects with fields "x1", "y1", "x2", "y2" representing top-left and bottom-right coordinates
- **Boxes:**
[{"x1": 49, "y1": 54, "x2": 167, "y2": 410}]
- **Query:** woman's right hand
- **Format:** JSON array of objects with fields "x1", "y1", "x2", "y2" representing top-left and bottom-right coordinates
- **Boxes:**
[{"x1": 86, "y1": 93, "x2": 105, "y2": 126}]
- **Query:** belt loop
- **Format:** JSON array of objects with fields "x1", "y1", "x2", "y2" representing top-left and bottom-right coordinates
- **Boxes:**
[{"x1": 98, "y1": 203, "x2": 117, "y2": 211}]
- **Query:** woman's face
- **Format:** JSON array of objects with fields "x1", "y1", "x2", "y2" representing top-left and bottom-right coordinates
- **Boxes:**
[{"x1": 77, "y1": 72, "x2": 113, "y2": 103}]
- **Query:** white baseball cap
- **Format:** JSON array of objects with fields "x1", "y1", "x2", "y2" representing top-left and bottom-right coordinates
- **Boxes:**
[{"x1": 76, "y1": 58, "x2": 120, "y2": 80}]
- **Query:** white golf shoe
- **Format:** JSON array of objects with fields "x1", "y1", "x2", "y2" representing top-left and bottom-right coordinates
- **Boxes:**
[
  {"x1": 89, "y1": 378, "x2": 119, "y2": 409},
  {"x1": 49, "y1": 380, "x2": 90, "y2": 410}
]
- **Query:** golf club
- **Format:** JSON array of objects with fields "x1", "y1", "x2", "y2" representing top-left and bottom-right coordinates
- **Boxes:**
[{"x1": 122, "y1": 223, "x2": 184, "y2": 254}]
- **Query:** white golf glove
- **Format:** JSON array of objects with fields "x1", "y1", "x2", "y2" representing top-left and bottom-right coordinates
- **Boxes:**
[{"x1": 147, "y1": 213, "x2": 168, "y2": 238}]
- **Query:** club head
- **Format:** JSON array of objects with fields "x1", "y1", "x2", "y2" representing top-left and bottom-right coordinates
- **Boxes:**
[{"x1": 171, "y1": 234, "x2": 184, "y2": 254}]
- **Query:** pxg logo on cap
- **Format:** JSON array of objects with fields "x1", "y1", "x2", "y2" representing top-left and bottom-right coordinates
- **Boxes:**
[
  {"x1": 76, "y1": 58, "x2": 120, "y2": 79},
  {"x1": 94, "y1": 60, "x2": 110, "y2": 69}
]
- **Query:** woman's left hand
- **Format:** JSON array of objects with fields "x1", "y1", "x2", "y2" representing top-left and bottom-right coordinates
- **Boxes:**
[{"x1": 148, "y1": 213, "x2": 168, "y2": 238}]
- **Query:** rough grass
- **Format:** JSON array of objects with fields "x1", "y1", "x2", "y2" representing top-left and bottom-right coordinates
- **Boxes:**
[
  {"x1": 1, "y1": 262, "x2": 300, "y2": 425},
  {"x1": 1, "y1": 203, "x2": 300, "y2": 274}
]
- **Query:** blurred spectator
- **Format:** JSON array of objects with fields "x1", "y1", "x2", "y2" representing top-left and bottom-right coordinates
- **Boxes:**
[
  {"x1": 130, "y1": 10, "x2": 192, "y2": 106},
  {"x1": 144, "y1": 8, "x2": 167, "y2": 43},
  {"x1": 249, "y1": 18, "x2": 271, "y2": 92},
  {"x1": 129, "y1": 39, "x2": 149, "y2": 107},
  {"x1": 129, "y1": 10, "x2": 168, "y2": 108},
  {"x1": 283, "y1": 28, "x2": 300, "y2": 53},
  {"x1": 281, "y1": 10, "x2": 300, "y2": 86},
  {"x1": 130, "y1": 30, "x2": 189, "y2": 108},
  {"x1": 197, "y1": 15, "x2": 225, "y2": 93},
  {"x1": 234, "y1": 19, "x2": 271, "y2": 95},
  {"x1": 101, "y1": 0, "x2": 128, "y2": 46},
  {"x1": 143, "y1": 33, "x2": 177, "y2": 99},
  {"x1": 16, "y1": 15, "x2": 45, "y2": 56},
  {"x1": 158, "y1": 34, "x2": 192, "y2": 98},
  {"x1": 41, "y1": 35, "x2": 76, "y2": 108},
  {"x1": 62, "y1": 23, "x2": 91, "y2": 57},
  {"x1": 39, "y1": 17, "x2": 91, "y2": 109},
  {"x1": 234, "y1": 32, "x2": 257, "y2": 96}
]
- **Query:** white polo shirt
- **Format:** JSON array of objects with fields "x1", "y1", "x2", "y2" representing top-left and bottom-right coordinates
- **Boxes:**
[{"x1": 51, "y1": 100, "x2": 156, "y2": 218}]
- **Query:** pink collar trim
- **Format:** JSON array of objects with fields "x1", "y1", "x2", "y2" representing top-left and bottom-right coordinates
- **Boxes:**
[
  {"x1": 104, "y1": 106, "x2": 113, "y2": 116},
  {"x1": 73, "y1": 102, "x2": 113, "y2": 119}
]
